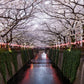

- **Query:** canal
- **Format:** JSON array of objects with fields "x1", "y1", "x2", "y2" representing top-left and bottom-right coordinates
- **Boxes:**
[{"x1": 7, "y1": 50, "x2": 68, "y2": 84}]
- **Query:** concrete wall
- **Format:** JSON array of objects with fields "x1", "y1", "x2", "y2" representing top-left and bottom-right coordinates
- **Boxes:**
[
  {"x1": 57, "y1": 50, "x2": 84, "y2": 84},
  {"x1": 17, "y1": 53, "x2": 23, "y2": 70},
  {"x1": 74, "y1": 57, "x2": 84, "y2": 84},
  {"x1": 57, "y1": 50, "x2": 63, "y2": 70},
  {"x1": 0, "y1": 53, "x2": 23, "y2": 84},
  {"x1": 0, "y1": 72, "x2": 4, "y2": 84}
]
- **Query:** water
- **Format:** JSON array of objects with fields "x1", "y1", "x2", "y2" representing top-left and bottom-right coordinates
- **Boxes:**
[{"x1": 8, "y1": 51, "x2": 63, "y2": 84}]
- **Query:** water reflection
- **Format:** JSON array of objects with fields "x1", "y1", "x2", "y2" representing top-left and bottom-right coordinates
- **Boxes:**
[{"x1": 41, "y1": 52, "x2": 47, "y2": 59}]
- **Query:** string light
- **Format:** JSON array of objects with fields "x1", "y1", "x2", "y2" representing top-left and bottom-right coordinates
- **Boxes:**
[{"x1": 0, "y1": 40, "x2": 84, "y2": 48}]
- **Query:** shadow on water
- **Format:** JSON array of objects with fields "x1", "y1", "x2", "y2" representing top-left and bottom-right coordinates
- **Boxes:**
[
  {"x1": 7, "y1": 50, "x2": 71, "y2": 84},
  {"x1": 52, "y1": 65, "x2": 71, "y2": 84},
  {"x1": 7, "y1": 61, "x2": 31, "y2": 84}
]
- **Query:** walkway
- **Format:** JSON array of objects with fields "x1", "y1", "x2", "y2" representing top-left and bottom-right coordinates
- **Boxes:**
[{"x1": 8, "y1": 51, "x2": 63, "y2": 84}]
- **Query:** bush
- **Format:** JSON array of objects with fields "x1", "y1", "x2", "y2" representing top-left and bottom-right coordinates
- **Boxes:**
[
  {"x1": 55, "y1": 49, "x2": 59, "y2": 66},
  {"x1": 0, "y1": 50, "x2": 18, "y2": 84},
  {"x1": 0, "y1": 48, "x2": 34, "y2": 84},
  {"x1": 21, "y1": 49, "x2": 28, "y2": 64},
  {"x1": 10, "y1": 51, "x2": 18, "y2": 72},
  {"x1": 62, "y1": 49, "x2": 81, "y2": 83},
  {"x1": 4, "y1": 52, "x2": 13, "y2": 77},
  {"x1": 0, "y1": 52, "x2": 6, "y2": 84},
  {"x1": 28, "y1": 48, "x2": 34, "y2": 59},
  {"x1": 21, "y1": 48, "x2": 34, "y2": 64},
  {"x1": 48, "y1": 48, "x2": 59, "y2": 66},
  {"x1": 48, "y1": 48, "x2": 53, "y2": 59}
]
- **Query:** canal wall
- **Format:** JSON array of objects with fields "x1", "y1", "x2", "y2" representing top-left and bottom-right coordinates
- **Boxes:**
[
  {"x1": 0, "y1": 49, "x2": 34, "y2": 84},
  {"x1": 0, "y1": 53, "x2": 23, "y2": 84},
  {"x1": 57, "y1": 49, "x2": 84, "y2": 84}
]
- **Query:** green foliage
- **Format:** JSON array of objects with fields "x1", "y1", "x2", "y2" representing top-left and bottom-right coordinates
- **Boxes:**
[
  {"x1": 4, "y1": 52, "x2": 13, "y2": 77},
  {"x1": 48, "y1": 48, "x2": 52, "y2": 59},
  {"x1": 0, "y1": 48, "x2": 34, "y2": 84},
  {"x1": 10, "y1": 51, "x2": 18, "y2": 72},
  {"x1": 21, "y1": 48, "x2": 34, "y2": 64},
  {"x1": 0, "y1": 50, "x2": 18, "y2": 84},
  {"x1": 21, "y1": 49, "x2": 28, "y2": 64},
  {"x1": 49, "y1": 48, "x2": 80, "y2": 83},
  {"x1": 55, "y1": 49, "x2": 59, "y2": 66},
  {"x1": 52, "y1": 48, "x2": 56, "y2": 62},
  {"x1": 62, "y1": 50, "x2": 71, "y2": 78},
  {"x1": 48, "y1": 48, "x2": 59, "y2": 66},
  {"x1": 28, "y1": 48, "x2": 34, "y2": 59},
  {"x1": 0, "y1": 52, "x2": 6, "y2": 84},
  {"x1": 62, "y1": 49, "x2": 81, "y2": 83}
]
